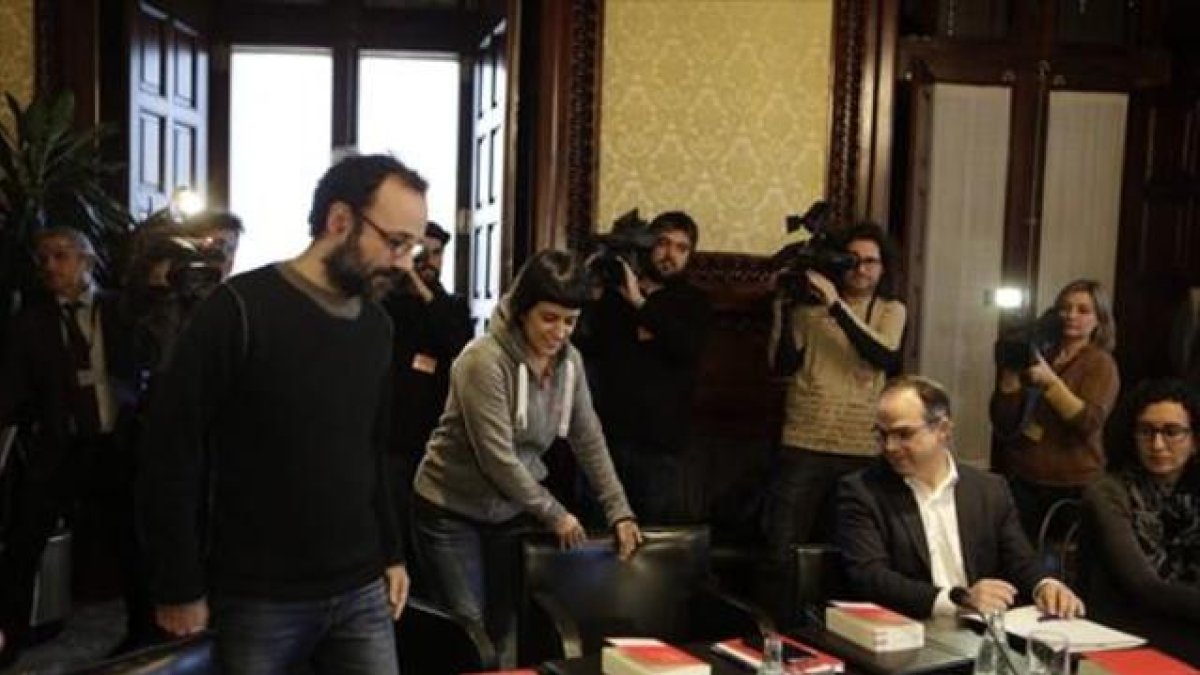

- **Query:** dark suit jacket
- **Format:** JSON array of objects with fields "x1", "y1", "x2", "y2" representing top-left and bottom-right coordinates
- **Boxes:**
[
  {"x1": 0, "y1": 291, "x2": 136, "y2": 478},
  {"x1": 837, "y1": 459, "x2": 1048, "y2": 619}
]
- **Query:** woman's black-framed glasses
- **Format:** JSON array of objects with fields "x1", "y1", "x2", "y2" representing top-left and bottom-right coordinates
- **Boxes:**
[{"x1": 357, "y1": 212, "x2": 422, "y2": 256}]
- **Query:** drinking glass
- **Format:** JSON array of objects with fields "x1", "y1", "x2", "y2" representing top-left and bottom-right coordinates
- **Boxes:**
[{"x1": 1026, "y1": 630, "x2": 1070, "y2": 675}]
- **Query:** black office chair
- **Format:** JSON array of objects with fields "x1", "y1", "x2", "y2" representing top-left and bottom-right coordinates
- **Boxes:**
[
  {"x1": 789, "y1": 544, "x2": 845, "y2": 629},
  {"x1": 1036, "y1": 498, "x2": 1082, "y2": 586},
  {"x1": 397, "y1": 596, "x2": 498, "y2": 674},
  {"x1": 517, "y1": 525, "x2": 773, "y2": 665}
]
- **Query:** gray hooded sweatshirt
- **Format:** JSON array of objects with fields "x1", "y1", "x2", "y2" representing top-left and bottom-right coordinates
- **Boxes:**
[{"x1": 413, "y1": 296, "x2": 634, "y2": 528}]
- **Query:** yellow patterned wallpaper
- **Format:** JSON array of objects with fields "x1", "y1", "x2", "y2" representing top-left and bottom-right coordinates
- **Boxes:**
[
  {"x1": 598, "y1": 0, "x2": 832, "y2": 255},
  {"x1": 0, "y1": 0, "x2": 35, "y2": 131}
]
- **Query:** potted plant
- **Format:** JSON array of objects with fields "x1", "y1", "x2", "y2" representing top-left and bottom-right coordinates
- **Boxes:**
[{"x1": 0, "y1": 90, "x2": 134, "y2": 330}]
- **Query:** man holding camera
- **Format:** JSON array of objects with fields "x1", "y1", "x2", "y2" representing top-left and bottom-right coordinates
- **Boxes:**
[
  {"x1": 575, "y1": 211, "x2": 711, "y2": 525},
  {"x1": 763, "y1": 221, "x2": 906, "y2": 619}
]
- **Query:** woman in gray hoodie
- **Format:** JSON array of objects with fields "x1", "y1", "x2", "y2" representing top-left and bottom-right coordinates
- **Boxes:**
[{"x1": 412, "y1": 249, "x2": 641, "y2": 664}]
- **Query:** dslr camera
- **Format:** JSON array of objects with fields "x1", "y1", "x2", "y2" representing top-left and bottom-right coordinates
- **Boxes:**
[
  {"x1": 585, "y1": 209, "x2": 659, "y2": 290},
  {"x1": 769, "y1": 201, "x2": 859, "y2": 304},
  {"x1": 994, "y1": 310, "x2": 1062, "y2": 370}
]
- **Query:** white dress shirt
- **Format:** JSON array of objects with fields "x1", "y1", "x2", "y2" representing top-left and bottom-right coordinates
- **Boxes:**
[
  {"x1": 903, "y1": 451, "x2": 967, "y2": 617},
  {"x1": 60, "y1": 287, "x2": 117, "y2": 434}
]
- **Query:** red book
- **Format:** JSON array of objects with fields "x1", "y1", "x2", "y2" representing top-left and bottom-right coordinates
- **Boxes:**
[
  {"x1": 601, "y1": 639, "x2": 710, "y2": 675},
  {"x1": 1082, "y1": 648, "x2": 1200, "y2": 675},
  {"x1": 711, "y1": 635, "x2": 845, "y2": 673}
]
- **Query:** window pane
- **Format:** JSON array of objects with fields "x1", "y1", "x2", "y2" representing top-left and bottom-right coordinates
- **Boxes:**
[
  {"x1": 230, "y1": 48, "x2": 332, "y2": 274},
  {"x1": 358, "y1": 52, "x2": 460, "y2": 287}
]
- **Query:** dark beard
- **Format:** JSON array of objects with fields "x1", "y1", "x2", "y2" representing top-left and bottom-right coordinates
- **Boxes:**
[{"x1": 324, "y1": 234, "x2": 392, "y2": 299}]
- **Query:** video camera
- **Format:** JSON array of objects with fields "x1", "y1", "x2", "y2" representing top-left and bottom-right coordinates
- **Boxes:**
[
  {"x1": 128, "y1": 206, "x2": 238, "y2": 307},
  {"x1": 994, "y1": 310, "x2": 1062, "y2": 371},
  {"x1": 769, "y1": 201, "x2": 859, "y2": 303},
  {"x1": 585, "y1": 209, "x2": 659, "y2": 290}
]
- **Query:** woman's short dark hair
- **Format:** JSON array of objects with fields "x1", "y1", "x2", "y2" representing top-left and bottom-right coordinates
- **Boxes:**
[
  {"x1": 307, "y1": 154, "x2": 427, "y2": 237},
  {"x1": 509, "y1": 249, "x2": 590, "y2": 320},
  {"x1": 835, "y1": 221, "x2": 900, "y2": 299},
  {"x1": 1109, "y1": 378, "x2": 1200, "y2": 476}
]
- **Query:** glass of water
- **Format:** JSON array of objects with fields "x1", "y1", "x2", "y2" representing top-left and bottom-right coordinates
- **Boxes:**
[{"x1": 1026, "y1": 630, "x2": 1070, "y2": 675}]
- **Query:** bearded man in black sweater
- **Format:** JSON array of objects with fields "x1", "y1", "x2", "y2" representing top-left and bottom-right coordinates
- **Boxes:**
[{"x1": 138, "y1": 154, "x2": 427, "y2": 674}]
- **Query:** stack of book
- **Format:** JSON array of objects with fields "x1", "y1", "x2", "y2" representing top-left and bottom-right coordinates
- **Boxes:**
[
  {"x1": 824, "y1": 602, "x2": 924, "y2": 652},
  {"x1": 601, "y1": 638, "x2": 711, "y2": 675}
]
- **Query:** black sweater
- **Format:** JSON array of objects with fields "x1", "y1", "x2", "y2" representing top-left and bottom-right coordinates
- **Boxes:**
[
  {"x1": 575, "y1": 277, "x2": 711, "y2": 455},
  {"x1": 381, "y1": 283, "x2": 471, "y2": 461},
  {"x1": 139, "y1": 265, "x2": 402, "y2": 604}
]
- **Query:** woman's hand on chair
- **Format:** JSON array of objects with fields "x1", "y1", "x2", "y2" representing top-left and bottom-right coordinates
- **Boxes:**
[
  {"x1": 554, "y1": 513, "x2": 587, "y2": 550},
  {"x1": 614, "y1": 519, "x2": 642, "y2": 561}
]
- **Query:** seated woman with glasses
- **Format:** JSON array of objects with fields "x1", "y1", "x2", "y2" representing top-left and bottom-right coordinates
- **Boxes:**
[{"x1": 1081, "y1": 378, "x2": 1200, "y2": 661}]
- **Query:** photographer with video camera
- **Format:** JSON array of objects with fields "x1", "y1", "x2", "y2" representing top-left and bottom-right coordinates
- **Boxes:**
[
  {"x1": 125, "y1": 210, "x2": 243, "y2": 383},
  {"x1": 761, "y1": 219, "x2": 906, "y2": 619},
  {"x1": 990, "y1": 279, "x2": 1120, "y2": 540},
  {"x1": 574, "y1": 210, "x2": 712, "y2": 525}
]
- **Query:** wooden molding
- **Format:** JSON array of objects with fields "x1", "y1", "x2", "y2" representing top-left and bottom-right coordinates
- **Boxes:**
[
  {"x1": 565, "y1": 0, "x2": 602, "y2": 249},
  {"x1": 827, "y1": 0, "x2": 870, "y2": 229}
]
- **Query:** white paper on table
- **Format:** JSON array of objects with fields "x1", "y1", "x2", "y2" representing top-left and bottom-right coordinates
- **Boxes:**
[{"x1": 1001, "y1": 605, "x2": 1145, "y2": 652}]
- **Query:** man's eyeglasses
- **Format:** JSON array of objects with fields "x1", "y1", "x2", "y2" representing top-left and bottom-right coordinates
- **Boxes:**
[
  {"x1": 854, "y1": 256, "x2": 883, "y2": 269},
  {"x1": 1134, "y1": 424, "x2": 1193, "y2": 444},
  {"x1": 357, "y1": 212, "x2": 422, "y2": 256}
]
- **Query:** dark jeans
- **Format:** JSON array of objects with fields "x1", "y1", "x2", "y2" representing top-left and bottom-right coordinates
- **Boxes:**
[
  {"x1": 758, "y1": 446, "x2": 873, "y2": 621},
  {"x1": 1007, "y1": 475, "x2": 1081, "y2": 549},
  {"x1": 211, "y1": 579, "x2": 398, "y2": 675},
  {"x1": 411, "y1": 495, "x2": 534, "y2": 668}
]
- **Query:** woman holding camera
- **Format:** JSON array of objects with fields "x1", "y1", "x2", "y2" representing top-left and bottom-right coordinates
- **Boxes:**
[
  {"x1": 1080, "y1": 378, "x2": 1200, "y2": 663},
  {"x1": 990, "y1": 279, "x2": 1120, "y2": 540},
  {"x1": 411, "y1": 249, "x2": 641, "y2": 666}
]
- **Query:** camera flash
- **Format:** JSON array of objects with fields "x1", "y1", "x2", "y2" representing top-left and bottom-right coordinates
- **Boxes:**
[
  {"x1": 172, "y1": 188, "x2": 205, "y2": 219},
  {"x1": 990, "y1": 287, "x2": 1025, "y2": 309}
]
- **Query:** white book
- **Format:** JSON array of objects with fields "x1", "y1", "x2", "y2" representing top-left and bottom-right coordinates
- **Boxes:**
[
  {"x1": 999, "y1": 605, "x2": 1145, "y2": 652},
  {"x1": 825, "y1": 602, "x2": 925, "y2": 652}
]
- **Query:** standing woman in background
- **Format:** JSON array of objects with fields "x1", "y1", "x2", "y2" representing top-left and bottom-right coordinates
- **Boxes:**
[
  {"x1": 991, "y1": 279, "x2": 1120, "y2": 539},
  {"x1": 411, "y1": 249, "x2": 641, "y2": 666}
]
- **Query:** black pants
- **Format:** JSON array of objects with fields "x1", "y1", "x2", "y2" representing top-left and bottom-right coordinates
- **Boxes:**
[
  {"x1": 0, "y1": 434, "x2": 150, "y2": 645},
  {"x1": 758, "y1": 446, "x2": 874, "y2": 622}
]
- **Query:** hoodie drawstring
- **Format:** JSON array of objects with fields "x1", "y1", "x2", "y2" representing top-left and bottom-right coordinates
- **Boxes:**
[
  {"x1": 558, "y1": 360, "x2": 575, "y2": 438},
  {"x1": 514, "y1": 360, "x2": 575, "y2": 439},
  {"x1": 516, "y1": 364, "x2": 529, "y2": 431}
]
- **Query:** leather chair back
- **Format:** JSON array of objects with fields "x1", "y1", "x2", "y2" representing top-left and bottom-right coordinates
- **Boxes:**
[
  {"x1": 791, "y1": 543, "x2": 845, "y2": 627},
  {"x1": 519, "y1": 526, "x2": 711, "y2": 657}
]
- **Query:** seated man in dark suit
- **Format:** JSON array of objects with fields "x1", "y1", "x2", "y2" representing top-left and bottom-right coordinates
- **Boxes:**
[{"x1": 836, "y1": 374, "x2": 1085, "y2": 619}]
